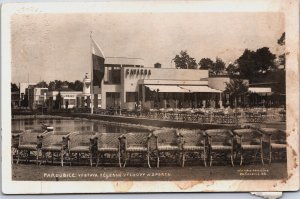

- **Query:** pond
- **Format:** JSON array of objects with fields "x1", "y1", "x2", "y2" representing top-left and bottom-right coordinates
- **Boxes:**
[{"x1": 11, "y1": 118, "x2": 152, "y2": 134}]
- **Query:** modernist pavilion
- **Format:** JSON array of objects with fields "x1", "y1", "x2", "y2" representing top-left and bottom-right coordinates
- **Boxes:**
[{"x1": 92, "y1": 57, "x2": 278, "y2": 111}]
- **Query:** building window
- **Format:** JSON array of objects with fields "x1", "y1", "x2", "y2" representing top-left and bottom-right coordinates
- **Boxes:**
[
  {"x1": 104, "y1": 65, "x2": 121, "y2": 84},
  {"x1": 69, "y1": 99, "x2": 75, "y2": 105},
  {"x1": 111, "y1": 68, "x2": 121, "y2": 84},
  {"x1": 106, "y1": 92, "x2": 120, "y2": 107},
  {"x1": 126, "y1": 92, "x2": 138, "y2": 102}
]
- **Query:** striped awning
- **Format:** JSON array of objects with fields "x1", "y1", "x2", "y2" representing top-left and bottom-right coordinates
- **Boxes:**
[
  {"x1": 145, "y1": 85, "x2": 221, "y2": 93},
  {"x1": 146, "y1": 85, "x2": 185, "y2": 92},
  {"x1": 180, "y1": 86, "x2": 221, "y2": 93}
]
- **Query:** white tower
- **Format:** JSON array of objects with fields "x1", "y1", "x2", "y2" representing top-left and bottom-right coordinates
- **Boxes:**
[{"x1": 83, "y1": 73, "x2": 91, "y2": 94}]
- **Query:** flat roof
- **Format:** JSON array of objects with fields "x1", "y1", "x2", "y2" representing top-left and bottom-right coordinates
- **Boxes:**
[
  {"x1": 139, "y1": 79, "x2": 208, "y2": 85},
  {"x1": 105, "y1": 57, "x2": 144, "y2": 66}
]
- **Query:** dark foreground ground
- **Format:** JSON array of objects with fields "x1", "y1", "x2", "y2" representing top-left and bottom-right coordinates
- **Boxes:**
[{"x1": 12, "y1": 162, "x2": 287, "y2": 181}]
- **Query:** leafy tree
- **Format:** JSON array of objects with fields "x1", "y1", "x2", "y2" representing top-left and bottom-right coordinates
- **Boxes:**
[
  {"x1": 62, "y1": 81, "x2": 69, "y2": 88},
  {"x1": 199, "y1": 58, "x2": 214, "y2": 70},
  {"x1": 55, "y1": 80, "x2": 63, "y2": 90},
  {"x1": 48, "y1": 80, "x2": 83, "y2": 91},
  {"x1": 226, "y1": 62, "x2": 239, "y2": 77},
  {"x1": 277, "y1": 32, "x2": 285, "y2": 68},
  {"x1": 154, "y1": 62, "x2": 161, "y2": 68},
  {"x1": 36, "y1": 81, "x2": 48, "y2": 88},
  {"x1": 277, "y1": 32, "x2": 285, "y2": 46},
  {"x1": 73, "y1": 80, "x2": 83, "y2": 91},
  {"x1": 68, "y1": 82, "x2": 75, "y2": 90},
  {"x1": 11, "y1": 83, "x2": 19, "y2": 92},
  {"x1": 211, "y1": 57, "x2": 226, "y2": 75},
  {"x1": 225, "y1": 78, "x2": 249, "y2": 100},
  {"x1": 255, "y1": 47, "x2": 277, "y2": 73},
  {"x1": 236, "y1": 47, "x2": 276, "y2": 82},
  {"x1": 48, "y1": 81, "x2": 56, "y2": 91},
  {"x1": 278, "y1": 54, "x2": 285, "y2": 68},
  {"x1": 224, "y1": 78, "x2": 249, "y2": 125},
  {"x1": 173, "y1": 50, "x2": 198, "y2": 69},
  {"x1": 236, "y1": 49, "x2": 258, "y2": 79}
]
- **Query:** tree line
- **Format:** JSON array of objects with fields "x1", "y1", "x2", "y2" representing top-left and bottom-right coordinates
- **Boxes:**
[
  {"x1": 11, "y1": 80, "x2": 84, "y2": 92},
  {"x1": 173, "y1": 32, "x2": 285, "y2": 82},
  {"x1": 172, "y1": 32, "x2": 286, "y2": 97}
]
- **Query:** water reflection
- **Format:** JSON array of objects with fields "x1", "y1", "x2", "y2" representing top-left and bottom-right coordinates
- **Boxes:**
[{"x1": 12, "y1": 119, "x2": 150, "y2": 134}]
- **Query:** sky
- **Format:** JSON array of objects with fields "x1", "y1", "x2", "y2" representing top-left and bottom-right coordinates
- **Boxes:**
[{"x1": 11, "y1": 12, "x2": 284, "y2": 83}]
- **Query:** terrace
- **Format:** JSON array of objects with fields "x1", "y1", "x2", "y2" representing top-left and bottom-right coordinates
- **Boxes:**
[{"x1": 79, "y1": 107, "x2": 286, "y2": 125}]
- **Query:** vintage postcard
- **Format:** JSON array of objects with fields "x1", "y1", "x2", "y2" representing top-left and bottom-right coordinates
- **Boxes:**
[{"x1": 1, "y1": 0, "x2": 299, "y2": 194}]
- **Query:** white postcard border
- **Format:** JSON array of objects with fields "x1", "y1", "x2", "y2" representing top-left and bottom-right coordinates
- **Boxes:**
[{"x1": 1, "y1": 0, "x2": 299, "y2": 194}]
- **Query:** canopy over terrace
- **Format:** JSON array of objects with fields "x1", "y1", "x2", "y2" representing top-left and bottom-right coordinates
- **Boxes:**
[
  {"x1": 143, "y1": 84, "x2": 223, "y2": 109},
  {"x1": 179, "y1": 86, "x2": 221, "y2": 93},
  {"x1": 146, "y1": 85, "x2": 186, "y2": 93},
  {"x1": 248, "y1": 87, "x2": 282, "y2": 107},
  {"x1": 249, "y1": 87, "x2": 272, "y2": 94}
]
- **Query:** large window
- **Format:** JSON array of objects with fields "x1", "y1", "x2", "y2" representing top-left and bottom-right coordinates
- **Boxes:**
[
  {"x1": 104, "y1": 64, "x2": 121, "y2": 84},
  {"x1": 69, "y1": 99, "x2": 75, "y2": 105},
  {"x1": 126, "y1": 92, "x2": 138, "y2": 102},
  {"x1": 106, "y1": 92, "x2": 120, "y2": 107}
]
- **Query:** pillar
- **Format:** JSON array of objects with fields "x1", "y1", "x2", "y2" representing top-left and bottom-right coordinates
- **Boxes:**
[
  {"x1": 142, "y1": 85, "x2": 146, "y2": 108},
  {"x1": 219, "y1": 93, "x2": 223, "y2": 108},
  {"x1": 87, "y1": 96, "x2": 90, "y2": 108},
  {"x1": 81, "y1": 96, "x2": 84, "y2": 107},
  {"x1": 101, "y1": 92, "x2": 106, "y2": 109}
]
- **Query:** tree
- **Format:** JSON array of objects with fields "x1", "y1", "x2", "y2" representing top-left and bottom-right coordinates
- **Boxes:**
[
  {"x1": 277, "y1": 32, "x2": 285, "y2": 46},
  {"x1": 236, "y1": 49, "x2": 258, "y2": 79},
  {"x1": 236, "y1": 47, "x2": 276, "y2": 82},
  {"x1": 199, "y1": 58, "x2": 214, "y2": 70},
  {"x1": 225, "y1": 78, "x2": 249, "y2": 100},
  {"x1": 224, "y1": 78, "x2": 249, "y2": 125},
  {"x1": 226, "y1": 62, "x2": 239, "y2": 77},
  {"x1": 278, "y1": 54, "x2": 285, "y2": 68},
  {"x1": 277, "y1": 32, "x2": 285, "y2": 68},
  {"x1": 173, "y1": 50, "x2": 198, "y2": 69},
  {"x1": 36, "y1": 81, "x2": 48, "y2": 88},
  {"x1": 11, "y1": 83, "x2": 19, "y2": 92},
  {"x1": 48, "y1": 81, "x2": 56, "y2": 91},
  {"x1": 255, "y1": 47, "x2": 277, "y2": 73},
  {"x1": 48, "y1": 80, "x2": 83, "y2": 91},
  {"x1": 73, "y1": 80, "x2": 83, "y2": 91},
  {"x1": 211, "y1": 57, "x2": 226, "y2": 75},
  {"x1": 154, "y1": 62, "x2": 161, "y2": 68},
  {"x1": 54, "y1": 80, "x2": 63, "y2": 90},
  {"x1": 68, "y1": 81, "x2": 75, "y2": 90}
]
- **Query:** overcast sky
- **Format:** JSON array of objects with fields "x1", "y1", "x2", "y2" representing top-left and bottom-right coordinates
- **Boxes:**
[{"x1": 11, "y1": 12, "x2": 284, "y2": 83}]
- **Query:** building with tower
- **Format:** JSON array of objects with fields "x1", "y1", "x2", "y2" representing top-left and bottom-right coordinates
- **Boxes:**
[{"x1": 46, "y1": 74, "x2": 101, "y2": 110}]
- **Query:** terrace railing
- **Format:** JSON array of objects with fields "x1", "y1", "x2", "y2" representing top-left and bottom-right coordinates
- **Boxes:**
[{"x1": 74, "y1": 107, "x2": 286, "y2": 124}]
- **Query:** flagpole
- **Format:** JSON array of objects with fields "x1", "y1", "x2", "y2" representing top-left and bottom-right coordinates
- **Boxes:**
[
  {"x1": 27, "y1": 73, "x2": 30, "y2": 109},
  {"x1": 90, "y1": 31, "x2": 94, "y2": 114}
]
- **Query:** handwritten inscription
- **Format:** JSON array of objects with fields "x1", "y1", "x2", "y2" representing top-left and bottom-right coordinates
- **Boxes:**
[{"x1": 237, "y1": 168, "x2": 269, "y2": 176}]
